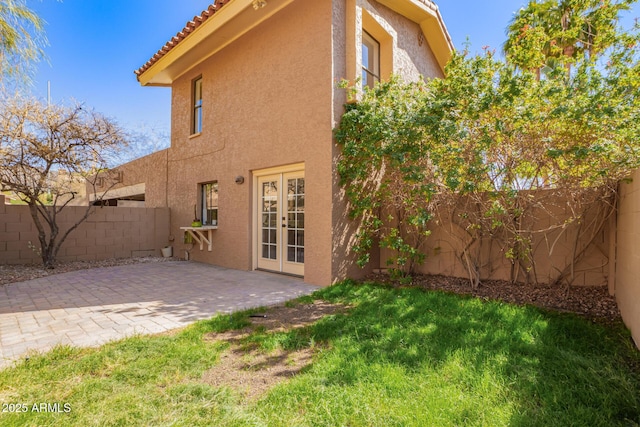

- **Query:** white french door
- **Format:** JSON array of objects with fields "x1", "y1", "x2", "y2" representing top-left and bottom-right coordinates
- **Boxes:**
[{"x1": 257, "y1": 171, "x2": 305, "y2": 276}]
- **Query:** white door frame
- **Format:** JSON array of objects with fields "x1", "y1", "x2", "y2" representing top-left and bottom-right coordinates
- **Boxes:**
[{"x1": 252, "y1": 163, "x2": 305, "y2": 276}]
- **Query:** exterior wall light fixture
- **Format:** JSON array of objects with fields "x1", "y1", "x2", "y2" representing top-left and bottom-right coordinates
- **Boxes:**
[{"x1": 235, "y1": 176, "x2": 245, "y2": 184}]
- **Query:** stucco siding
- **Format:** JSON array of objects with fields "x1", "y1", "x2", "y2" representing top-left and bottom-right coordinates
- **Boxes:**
[
  {"x1": 99, "y1": 0, "x2": 448, "y2": 286},
  {"x1": 94, "y1": 149, "x2": 169, "y2": 208},
  {"x1": 167, "y1": 0, "x2": 334, "y2": 286},
  {"x1": 360, "y1": 0, "x2": 443, "y2": 80},
  {"x1": 330, "y1": 0, "x2": 445, "y2": 283}
]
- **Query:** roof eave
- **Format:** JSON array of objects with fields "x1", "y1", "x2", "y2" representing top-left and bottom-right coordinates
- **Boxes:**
[
  {"x1": 136, "y1": 0, "x2": 294, "y2": 86},
  {"x1": 136, "y1": 0, "x2": 455, "y2": 86},
  {"x1": 375, "y1": 0, "x2": 454, "y2": 73}
]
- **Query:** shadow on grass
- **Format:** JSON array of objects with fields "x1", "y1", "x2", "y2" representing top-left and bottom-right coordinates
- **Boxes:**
[
  {"x1": 2, "y1": 280, "x2": 637, "y2": 426},
  {"x1": 301, "y1": 281, "x2": 640, "y2": 426}
]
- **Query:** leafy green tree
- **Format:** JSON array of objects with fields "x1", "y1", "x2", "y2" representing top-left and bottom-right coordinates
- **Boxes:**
[
  {"x1": 336, "y1": 11, "x2": 640, "y2": 286},
  {"x1": 504, "y1": 0, "x2": 634, "y2": 75}
]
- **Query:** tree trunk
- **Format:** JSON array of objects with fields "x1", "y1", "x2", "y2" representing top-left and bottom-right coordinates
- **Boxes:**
[{"x1": 28, "y1": 202, "x2": 58, "y2": 269}]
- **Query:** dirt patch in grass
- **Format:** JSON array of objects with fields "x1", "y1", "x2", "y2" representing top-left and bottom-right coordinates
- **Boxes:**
[
  {"x1": 201, "y1": 301, "x2": 347, "y2": 401},
  {"x1": 202, "y1": 346, "x2": 316, "y2": 401}
]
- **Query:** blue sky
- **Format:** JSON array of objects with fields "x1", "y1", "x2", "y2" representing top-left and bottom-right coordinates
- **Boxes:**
[{"x1": 28, "y1": 0, "x2": 639, "y2": 137}]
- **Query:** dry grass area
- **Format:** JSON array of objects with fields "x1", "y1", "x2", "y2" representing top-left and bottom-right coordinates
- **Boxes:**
[{"x1": 201, "y1": 301, "x2": 348, "y2": 400}]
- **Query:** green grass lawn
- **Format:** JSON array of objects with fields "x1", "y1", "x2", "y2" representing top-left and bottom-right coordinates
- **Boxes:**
[{"x1": 1, "y1": 280, "x2": 639, "y2": 426}]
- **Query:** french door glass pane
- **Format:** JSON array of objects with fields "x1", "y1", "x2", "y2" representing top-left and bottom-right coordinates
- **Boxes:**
[
  {"x1": 286, "y1": 177, "x2": 304, "y2": 263},
  {"x1": 261, "y1": 180, "x2": 278, "y2": 260}
]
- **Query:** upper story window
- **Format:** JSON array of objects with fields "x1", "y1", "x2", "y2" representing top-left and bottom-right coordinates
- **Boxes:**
[
  {"x1": 362, "y1": 31, "x2": 380, "y2": 89},
  {"x1": 192, "y1": 76, "x2": 203, "y2": 135},
  {"x1": 201, "y1": 181, "x2": 218, "y2": 226}
]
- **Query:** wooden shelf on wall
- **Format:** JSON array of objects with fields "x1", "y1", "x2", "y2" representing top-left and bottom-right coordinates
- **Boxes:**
[{"x1": 180, "y1": 226, "x2": 218, "y2": 251}]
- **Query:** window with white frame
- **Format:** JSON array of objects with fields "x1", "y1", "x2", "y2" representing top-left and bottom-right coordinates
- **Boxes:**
[
  {"x1": 192, "y1": 76, "x2": 203, "y2": 135},
  {"x1": 201, "y1": 181, "x2": 218, "y2": 225},
  {"x1": 362, "y1": 31, "x2": 380, "y2": 89}
]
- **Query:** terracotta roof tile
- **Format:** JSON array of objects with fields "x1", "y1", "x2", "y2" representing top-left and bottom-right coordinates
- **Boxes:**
[
  {"x1": 134, "y1": 1, "x2": 231, "y2": 80},
  {"x1": 418, "y1": 0, "x2": 437, "y2": 12}
]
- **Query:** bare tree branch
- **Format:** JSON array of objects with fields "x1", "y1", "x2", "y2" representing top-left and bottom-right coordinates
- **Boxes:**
[{"x1": 0, "y1": 96, "x2": 128, "y2": 268}]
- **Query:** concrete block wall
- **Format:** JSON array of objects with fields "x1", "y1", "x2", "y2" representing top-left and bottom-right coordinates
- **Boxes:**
[
  {"x1": 380, "y1": 191, "x2": 611, "y2": 287},
  {"x1": 0, "y1": 195, "x2": 170, "y2": 265},
  {"x1": 616, "y1": 170, "x2": 640, "y2": 348}
]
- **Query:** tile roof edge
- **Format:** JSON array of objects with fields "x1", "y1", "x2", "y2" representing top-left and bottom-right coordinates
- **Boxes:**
[
  {"x1": 418, "y1": 0, "x2": 455, "y2": 52},
  {"x1": 134, "y1": 0, "x2": 453, "y2": 82},
  {"x1": 134, "y1": 1, "x2": 230, "y2": 81}
]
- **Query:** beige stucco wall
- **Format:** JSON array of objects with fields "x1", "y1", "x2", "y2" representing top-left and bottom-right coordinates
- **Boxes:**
[
  {"x1": 616, "y1": 169, "x2": 640, "y2": 348},
  {"x1": 98, "y1": 0, "x2": 447, "y2": 286},
  {"x1": 0, "y1": 195, "x2": 169, "y2": 264},
  {"x1": 94, "y1": 149, "x2": 169, "y2": 208},
  {"x1": 330, "y1": 0, "x2": 446, "y2": 282},
  {"x1": 163, "y1": 0, "x2": 334, "y2": 286},
  {"x1": 358, "y1": 0, "x2": 443, "y2": 81}
]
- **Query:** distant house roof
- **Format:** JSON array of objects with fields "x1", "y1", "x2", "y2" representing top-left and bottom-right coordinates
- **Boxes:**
[{"x1": 135, "y1": 0, "x2": 453, "y2": 86}]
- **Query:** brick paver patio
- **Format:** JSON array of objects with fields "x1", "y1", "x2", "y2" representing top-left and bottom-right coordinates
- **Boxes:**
[{"x1": 0, "y1": 261, "x2": 319, "y2": 369}]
